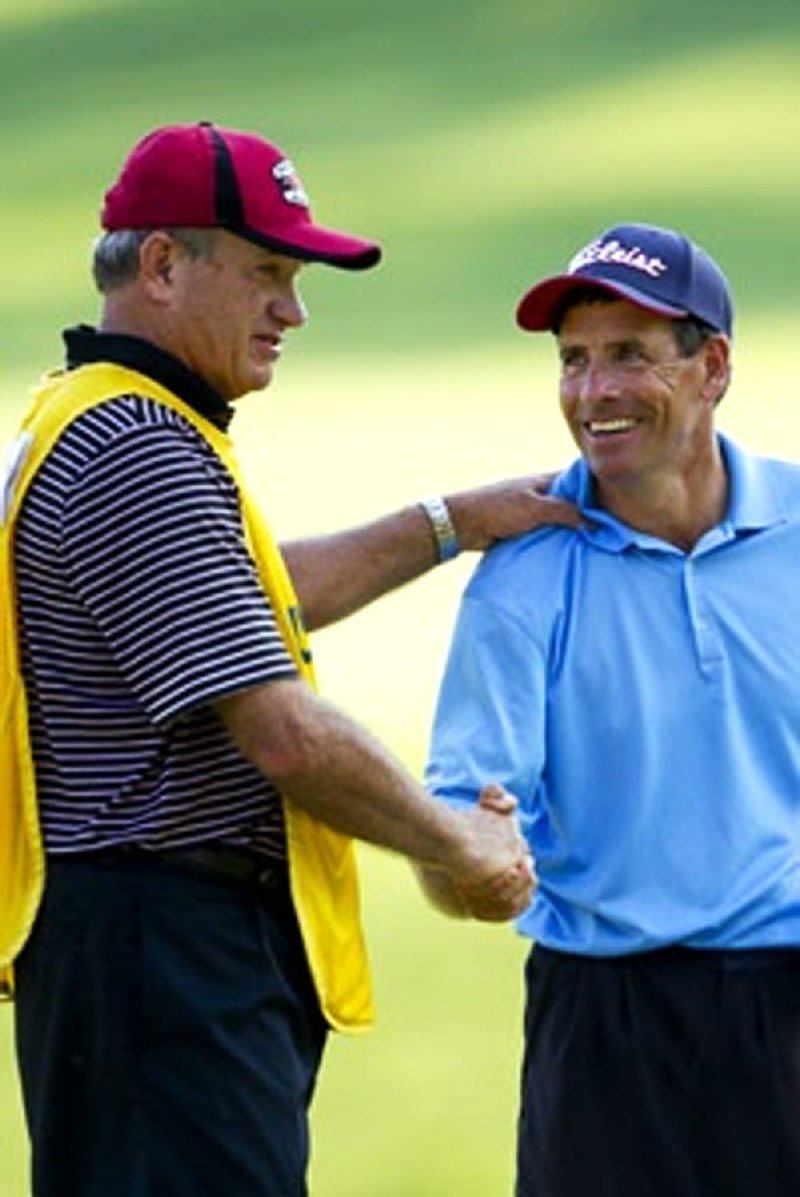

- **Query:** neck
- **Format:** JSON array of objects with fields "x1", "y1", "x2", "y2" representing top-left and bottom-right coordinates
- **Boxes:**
[
  {"x1": 99, "y1": 296, "x2": 169, "y2": 348},
  {"x1": 63, "y1": 324, "x2": 233, "y2": 432},
  {"x1": 594, "y1": 443, "x2": 728, "y2": 551}
]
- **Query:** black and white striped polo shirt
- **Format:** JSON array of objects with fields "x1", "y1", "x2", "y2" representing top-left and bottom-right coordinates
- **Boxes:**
[{"x1": 15, "y1": 328, "x2": 297, "y2": 860}]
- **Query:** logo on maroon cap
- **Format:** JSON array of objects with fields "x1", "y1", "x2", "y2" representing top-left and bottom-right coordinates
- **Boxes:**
[{"x1": 272, "y1": 159, "x2": 309, "y2": 208}]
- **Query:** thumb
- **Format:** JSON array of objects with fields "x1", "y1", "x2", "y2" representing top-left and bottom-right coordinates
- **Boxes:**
[
  {"x1": 478, "y1": 783, "x2": 517, "y2": 814},
  {"x1": 533, "y1": 495, "x2": 584, "y2": 530}
]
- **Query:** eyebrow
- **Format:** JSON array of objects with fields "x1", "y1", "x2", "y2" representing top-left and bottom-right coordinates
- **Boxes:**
[{"x1": 558, "y1": 334, "x2": 648, "y2": 353}]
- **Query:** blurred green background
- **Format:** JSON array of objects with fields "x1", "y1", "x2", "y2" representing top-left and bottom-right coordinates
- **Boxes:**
[{"x1": 1, "y1": 1, "x2": 799, "y2": 1193}]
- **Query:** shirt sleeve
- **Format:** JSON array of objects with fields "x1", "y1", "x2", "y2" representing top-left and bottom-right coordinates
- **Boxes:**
[
  {"x1": 60, "y1": 419, "x2": 297, "y2": 725},
  {"x1": 425, "y1": 592, "x2": 548, "y2": 823}
]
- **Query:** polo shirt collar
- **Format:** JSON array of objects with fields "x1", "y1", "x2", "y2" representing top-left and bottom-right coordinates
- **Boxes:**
[
  {"x1": 552, "y1": 434, "x2": 788, "y2": 555},
  {"x1": 63, "y1": 325, "x2": 235, "y2": 432}
]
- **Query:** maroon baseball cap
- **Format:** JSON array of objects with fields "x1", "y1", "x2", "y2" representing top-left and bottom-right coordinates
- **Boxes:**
[{"x1": 101, "y1": 121, "x2": 381, "y2": 271}]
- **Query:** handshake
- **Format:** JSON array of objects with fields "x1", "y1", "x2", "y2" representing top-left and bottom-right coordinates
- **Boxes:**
[{"x1": 416, "y1": 785, "x2": 536, "y2": 923}]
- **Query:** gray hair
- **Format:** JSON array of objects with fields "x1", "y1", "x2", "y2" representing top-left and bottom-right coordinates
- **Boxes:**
[{"x1": 91, "y1": 227, "x2": 217, "y2": 293}]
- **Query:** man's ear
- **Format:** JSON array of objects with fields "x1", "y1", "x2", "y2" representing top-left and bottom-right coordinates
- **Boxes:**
[
  {"x1": 701, "y1": 334, "x2": 732, "y2": 407},
  {"x1": 138, "y1": 231, "x2": 179, "y2": 302}
]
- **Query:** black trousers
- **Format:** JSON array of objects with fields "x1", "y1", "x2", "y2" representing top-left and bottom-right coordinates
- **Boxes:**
[
  {"x1": 517, "y1": 944, "x2": 800, "y2": 1197},
  {"x1": 14, "y1": 850, "x2": 327, "y2": 1197}
]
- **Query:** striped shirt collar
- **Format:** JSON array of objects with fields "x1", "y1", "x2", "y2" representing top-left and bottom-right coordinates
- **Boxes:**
[{"x1": 63, "y1": 324, "x2": 234, "y2": 431}]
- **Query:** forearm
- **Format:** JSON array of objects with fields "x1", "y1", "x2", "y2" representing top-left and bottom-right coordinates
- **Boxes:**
[
  {"x1": 281, "y1": 505, "x2": 437, "y2": 631},
  {"x1": 216, "y1": 680, "x2": 533, "y2": 918},
  {"x1": 217, "y1": 680, "x2": 468, "y2": 869},
  {"x1": 281, "y1": 479, "x2": 579, "y2": 631},
  {"x1": 281, "y1": 704, "x2": 469, "y2": 866},
  {"x1": 413, "y1": 863, "x2": 469, "y2": 919},
  {"x1": 269, "y1": 710, "x2": 534, "y2": 919}
]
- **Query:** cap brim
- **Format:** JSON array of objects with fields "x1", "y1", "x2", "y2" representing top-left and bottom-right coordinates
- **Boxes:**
[
  {"x1": 516, "y1": 275, "x2": 687, "y2": 331},
  {"x1": 233, "y1": 221, "x2": 381, "y2": 271}
]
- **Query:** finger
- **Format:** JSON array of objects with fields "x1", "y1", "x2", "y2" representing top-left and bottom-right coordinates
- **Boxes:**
[
  {"x1": 527, "y1": 472, "x2": 558, "y2": 494},
  {"x1": 478, "y1": 783, "x2": 516, "y2": 813},
  {"x1": 516, "y1": 853, "x2": 536, "y2": 880},
  {"x1": 526, "y1": 495, "x2": 583, "y2": 529},
  {"x1": 479, "y1": 859, "x2": 535, "y2": 899},
  {"x1": 459, "y1": 883, "x2": 534, "y2": 922}
]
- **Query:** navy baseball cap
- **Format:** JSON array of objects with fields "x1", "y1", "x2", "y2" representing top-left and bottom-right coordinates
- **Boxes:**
[{"x1": 516, "y1": 223, "x2": 733, "y2": 337}]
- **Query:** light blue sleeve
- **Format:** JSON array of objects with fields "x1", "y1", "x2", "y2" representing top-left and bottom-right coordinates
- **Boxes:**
[{"x1": 424, "y1": 590, "x2": 548, "y2": 823}]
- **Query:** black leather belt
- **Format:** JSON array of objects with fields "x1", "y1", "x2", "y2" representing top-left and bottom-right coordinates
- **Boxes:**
[
  {"x1": 157, "y1": 844, "x2": 289, "y2": 891},
  {"x1": 59, "y1": 842, "x2": 290, "y2": 893}
]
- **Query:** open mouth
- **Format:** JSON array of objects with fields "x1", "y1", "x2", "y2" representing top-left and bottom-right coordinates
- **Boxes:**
[
  {"x1": 585, "y1": 417, "x2": 638, "y2": 437},
  {"x1": 254, "y1": 335, "x2": 282, "y2": 359}
]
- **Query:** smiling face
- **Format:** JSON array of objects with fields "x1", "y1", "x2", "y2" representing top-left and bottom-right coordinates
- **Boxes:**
[
  {"x1": 557, "y1": 298, "x2": 727, "y2": 506},
  {"x1": 160, "y1": 230, "x2": 307, "y2": 401}
]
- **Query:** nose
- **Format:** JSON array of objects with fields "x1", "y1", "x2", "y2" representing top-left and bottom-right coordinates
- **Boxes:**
[
  {"x1": 272, "y1": 284, "x2": 307, "y2": 330},
  {"x1": 575, "y1": 360, "x2": 620, "y2": 405}
]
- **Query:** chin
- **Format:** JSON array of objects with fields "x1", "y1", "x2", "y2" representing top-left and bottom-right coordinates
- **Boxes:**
[
  {"x1": 239, "y1": 369, "x2": 274, "y2": 395},
  {"x1": 586, "y1": 445, "x2": 642, "y2": 474}
]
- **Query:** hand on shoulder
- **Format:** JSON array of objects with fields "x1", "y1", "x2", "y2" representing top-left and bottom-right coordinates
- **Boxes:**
[{"x1": 446, "y1": 474, "x2": 581, "y2": 551}]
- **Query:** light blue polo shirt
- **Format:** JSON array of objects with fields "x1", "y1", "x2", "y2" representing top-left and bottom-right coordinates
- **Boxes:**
[{"x1": 426, "y1": 435, "x2": 800, "y2": 954}]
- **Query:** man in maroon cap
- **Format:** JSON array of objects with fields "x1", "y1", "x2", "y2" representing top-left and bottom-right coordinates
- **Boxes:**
[{"x1": 2, "y1": 122, "x2": 577, "y2": 1197}]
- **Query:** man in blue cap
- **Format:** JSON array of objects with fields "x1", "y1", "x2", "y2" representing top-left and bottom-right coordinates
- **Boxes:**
[{"x1": 422, "y1": 223, "x2": 800, "y2": 1195}]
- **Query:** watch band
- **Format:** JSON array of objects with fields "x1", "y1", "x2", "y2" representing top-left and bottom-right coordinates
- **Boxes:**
[{"x1": 419, "y1": 495, "x2": 461, "y2": 562}]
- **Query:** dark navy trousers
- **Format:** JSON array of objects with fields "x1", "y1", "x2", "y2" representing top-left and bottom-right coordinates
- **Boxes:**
[
  {"x1": 517, "y1": 943, "x2": 800, "y2": 1197},
  {"x1": 14, "y1": 851, "x2": 327, "y2": 1197}
]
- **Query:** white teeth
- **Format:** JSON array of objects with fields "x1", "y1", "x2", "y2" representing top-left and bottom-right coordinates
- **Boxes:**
[{"x1": 588, "y1": 418, "x2": 636, "y2": 434}]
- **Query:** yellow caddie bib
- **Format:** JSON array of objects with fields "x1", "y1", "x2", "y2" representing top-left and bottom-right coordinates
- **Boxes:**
[{"x1": 0, "y1": 362, "x2": 374, "y2": 1030}]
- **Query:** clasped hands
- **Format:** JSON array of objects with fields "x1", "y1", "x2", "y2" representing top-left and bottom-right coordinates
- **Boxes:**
[{"x1": 450, "y1": 784, "x2": 536, "y2": 922}]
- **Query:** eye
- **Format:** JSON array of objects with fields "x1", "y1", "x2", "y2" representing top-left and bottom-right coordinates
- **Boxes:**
[
  {"x1": 613, "y1": 341, "x2": 648, "y2": 367},
  {"x1": 559, "y1": 347, "x2": 586, "y2": 375},
  {"x1": 252, "y1": 258, "x2": 303, "y2": 287}
]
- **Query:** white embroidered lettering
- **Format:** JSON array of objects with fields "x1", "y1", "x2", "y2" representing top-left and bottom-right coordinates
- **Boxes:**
[
  {"x1": 569, "y1": 238, "x2": 667, "y2": 279},
  {"x1": 272, "y1": 159, "x2": 310, "y2": 208}
]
